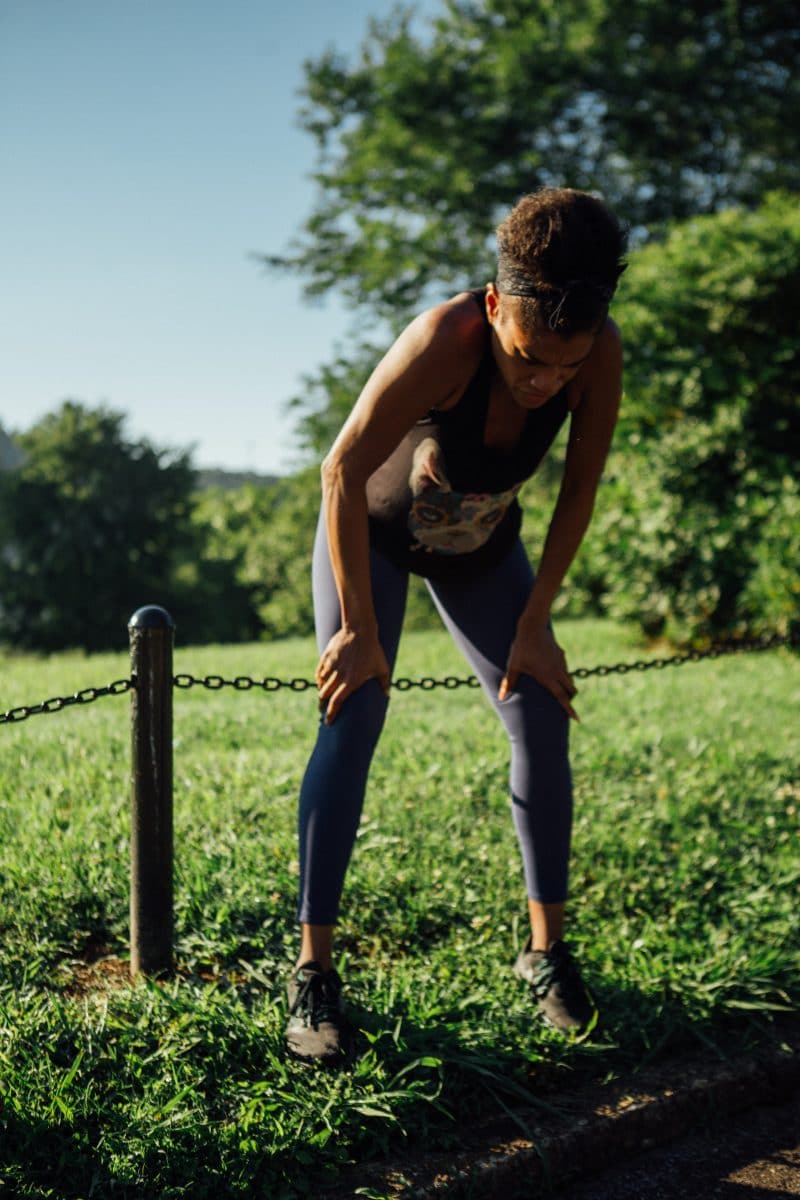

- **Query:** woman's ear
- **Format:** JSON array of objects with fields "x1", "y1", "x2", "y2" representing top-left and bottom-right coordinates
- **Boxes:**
[{"x1": 485, "y1": 282, "x2": 501, "y2": 325}]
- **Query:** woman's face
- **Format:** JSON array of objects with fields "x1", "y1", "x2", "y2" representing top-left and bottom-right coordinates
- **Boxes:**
[{"x1": 485, "y1": 284, "x2": 596, "y2": 408}]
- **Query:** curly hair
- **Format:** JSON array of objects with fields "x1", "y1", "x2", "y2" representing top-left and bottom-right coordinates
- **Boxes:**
[{"x1": 496, "y1": 188, "x2": 628, "y2": 335}]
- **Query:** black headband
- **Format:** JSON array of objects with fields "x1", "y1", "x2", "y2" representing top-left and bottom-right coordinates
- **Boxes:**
[
  {"x1": 496, "y1": 263, "x2": 614, "y2": 305},
  {"x1": 495, "y1": 266, "x2": 615, "y2": 331}
]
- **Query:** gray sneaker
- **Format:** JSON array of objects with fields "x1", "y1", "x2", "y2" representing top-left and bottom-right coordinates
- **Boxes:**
[
  {"x1": 285, "y1": 961, "x2": 353, "y2": 1065},
  {"x1": 514, "y1": 937, "x2": 595, "y2": 1033}
]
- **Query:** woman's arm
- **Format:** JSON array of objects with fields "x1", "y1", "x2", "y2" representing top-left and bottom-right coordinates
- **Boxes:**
[
  {"x1": 317, "y1": 297, "x2": 483, "y2": 722},
  {"x1": 499, "y1": 320, "x2": 623, "y2": 716}
]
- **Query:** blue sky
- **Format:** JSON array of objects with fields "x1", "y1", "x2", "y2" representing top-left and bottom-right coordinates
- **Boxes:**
[{"x1": 0, "y1": 0, "x2": 439, "y2": 475}]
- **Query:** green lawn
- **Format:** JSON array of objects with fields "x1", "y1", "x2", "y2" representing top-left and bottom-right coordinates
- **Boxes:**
[{"x1": 1, "y1": 620, "x2": 798, "y2": 1198}]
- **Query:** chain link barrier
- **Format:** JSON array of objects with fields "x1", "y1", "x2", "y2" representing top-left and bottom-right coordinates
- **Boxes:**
[
  {"x1": 2, "y1": 630, "x2": 794, "y2": 726},
  {"x1": 0, "y1": 678, "x2": 133, "y2": 726},
  {"x1": 172, "y1": 630, "x2": 794, "y2": 694}
]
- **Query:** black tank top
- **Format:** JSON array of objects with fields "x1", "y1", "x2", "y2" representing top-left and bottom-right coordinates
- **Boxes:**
[{"x1": 366, "y1": 289, "x2": 569, "y2": 580}]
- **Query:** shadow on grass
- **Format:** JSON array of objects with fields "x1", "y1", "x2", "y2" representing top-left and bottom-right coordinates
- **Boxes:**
[
  {"x1": 318, "y1": 985, "x2": 799, "y2": 1198},
  {"x1": 341, "y1": 977, "x2": 795, "y2": 1131},
  {"x1": 0, "y1": 1103, "x2": 303, "y2": 1200},
  {"x1": 8, "y1": 964, "x2": 795, "y2": 1200},
  {"x1": 0, "y1": 1108, "x2": 129, "y2": 1200}
]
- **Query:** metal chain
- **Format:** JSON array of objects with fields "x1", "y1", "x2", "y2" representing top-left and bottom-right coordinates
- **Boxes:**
[
  {"x1": 173, "y1": 673, "x2": 316, "y2": 692},
  {"x1": 172, "y1": 631, "x2": 795, "y2": 694},
  {"x1": 0, "y1": 678, "x2": 133, "y2": 726},
  {"x1": 172, "y1": 672, "x2": 481, "y2": 693},
  {"x1": 570, "y1": 631, "x2": 792, "y2": 679},
  {"x1": 2, "y1": 631, "x2": 794, "y2": 725}
]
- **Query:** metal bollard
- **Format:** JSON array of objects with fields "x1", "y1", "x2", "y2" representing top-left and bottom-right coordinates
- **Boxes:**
[{"x1": 128, "y1": 605, "x2": 174, "y2": 977}]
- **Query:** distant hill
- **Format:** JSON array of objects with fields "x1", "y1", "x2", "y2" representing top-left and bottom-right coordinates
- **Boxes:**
[
  {"x1": 0, "y1": 436, "x2": 281, "y2": 489},
  {"x1": 195, "y1": 467, "x2": 281, "y2": 491}
]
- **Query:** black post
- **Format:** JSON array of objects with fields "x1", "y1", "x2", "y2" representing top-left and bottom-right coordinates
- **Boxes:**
[{"x1": 128, "y1": 605, "x2": 174, "y2": 977}]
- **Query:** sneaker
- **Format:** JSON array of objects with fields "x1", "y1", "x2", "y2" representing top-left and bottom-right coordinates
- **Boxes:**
[
  {"x1": 514, "y1": 937, "x2": 595, "y2": 1033},
  {"x1": 285, "y1": 961, "x2": 353, "y2": 1065}
]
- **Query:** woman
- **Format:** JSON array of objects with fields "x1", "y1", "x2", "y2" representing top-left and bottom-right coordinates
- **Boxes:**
[{"x1": 286, "y1": 188, "x2": 627, "y2": 1063}]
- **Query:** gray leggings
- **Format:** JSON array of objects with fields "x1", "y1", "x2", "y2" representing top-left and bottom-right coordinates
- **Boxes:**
[{"x1": 297, "y1": 514, "x2": 572, "y2": 924}]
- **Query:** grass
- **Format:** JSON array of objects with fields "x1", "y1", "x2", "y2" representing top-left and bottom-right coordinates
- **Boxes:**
[{"x1": 0, "y1": 618, "x2": 798, "y2": 1198}]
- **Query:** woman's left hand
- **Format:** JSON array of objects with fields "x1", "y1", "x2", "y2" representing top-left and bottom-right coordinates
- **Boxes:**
[{"x1": 498, "y1": 621, "x2": 579, "y2": 720}]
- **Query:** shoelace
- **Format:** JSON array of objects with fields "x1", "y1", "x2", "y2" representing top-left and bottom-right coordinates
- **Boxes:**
[
  {"x1": 292, "y1": 971, "x2": 341, "y2": 1028},
  {"x1": 531, "y1": 945, "x2": 579, "y2": 997}
]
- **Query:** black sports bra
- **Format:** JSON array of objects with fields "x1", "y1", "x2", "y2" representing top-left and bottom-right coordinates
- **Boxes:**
[{"x1": 365, "y1": 289, "x2": 569, "y2": 580}]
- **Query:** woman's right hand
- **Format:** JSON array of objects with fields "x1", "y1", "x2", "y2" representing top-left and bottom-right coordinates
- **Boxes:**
[{"x1": 315, "y1": 626, "x2": 391, "y2": 724}]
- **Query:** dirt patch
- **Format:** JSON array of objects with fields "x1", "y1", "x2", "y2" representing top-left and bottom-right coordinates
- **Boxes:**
[
  {"x1": 60, "y1": 955, "x2": 133, "y2": 998},
  {"x1": 57, "y1": 953, "x2": 257, "y2": 999},
  {"x1": 324, "y1": 1024, "x2": 800, "y2": 1198},
  {"x1": 562, "y1": 1093, "x2": 800, "y2": 1198}
]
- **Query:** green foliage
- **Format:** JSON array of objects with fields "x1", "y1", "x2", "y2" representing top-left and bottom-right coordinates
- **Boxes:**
[
  {"x1": 615, "y1": 193, "x2": 799, "y2": 449},
  {"x1": 191, "y1": 472, "x2": 442, "y2": 639},
  {"x1": 739, "y1": 474, "x2": 800, "y2": 631},
  {"x1": 5, "y1": 4, "x2": 797, "y2": 655},
  {"x1": 512, "y1": 196, "x2": 800, "y2": 640},
  {"x1": 270, "y1": 0, "x2": 799, "y2": 324},
  {"x1": 0, "y1": 403, "x2": 200, "y2": 652},
  {"x1": 0, "y1": 403, "x2": 265, "y2": 652},
  {"x1": 192, "y1": 470, "x2": 321, "y2": 641},
  {"x1": 572, "y1": 194, "x2": 800, "y2": 639},
  {"x1": 287, "y1": 197, "x2": 800, "y2": 643},
  {"x1": 0, "y1": 401, "x2": 438, "y2": 651},
  {"x1": 0, "y1": 625, "x2": 797, "y2": 1196},
  {"x1": 268, "y1": 0, "x2": 799, "y2": 646}
]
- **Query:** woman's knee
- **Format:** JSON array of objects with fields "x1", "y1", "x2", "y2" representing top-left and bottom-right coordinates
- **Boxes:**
[
  {"x1": 497, "y1": 675, "x2": 569, "y2": 749},
  {"x1": 321, "y1": 676, "x2": 390, "y2": 752}
]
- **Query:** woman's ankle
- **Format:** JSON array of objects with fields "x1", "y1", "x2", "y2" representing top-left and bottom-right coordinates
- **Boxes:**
[
  {"x1": 298, "y1": 923, "x2": 335, "y2": 972},
  {"x1": 527, "y1": 898, "x2": 565, "y2": 951}
]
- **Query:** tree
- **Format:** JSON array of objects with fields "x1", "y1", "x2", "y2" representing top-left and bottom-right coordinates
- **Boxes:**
[
  {"x1": 269, "y1": 0, "x2": 800, "y2": 328},
  {"x1": 533, "y1": 193, "x2": 800, "y2": 639},
  {"x1": 192, "y1": 470, "x2": 321, "y2": 641},
  {"x1": 0, "y1": 403, "x2": 202, "y2": 651},
  {"x1": 192, "y1": 466, "x2": 440, "y2": 638},
  {"x1": 262, "y1": 3, "x2": 800, "y2": 643}
]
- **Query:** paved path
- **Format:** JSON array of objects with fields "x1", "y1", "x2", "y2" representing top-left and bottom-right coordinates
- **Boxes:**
[
  {"x1": 325, "y1": 1031, "x2": 800, "y2": 1198},
  {"x1": 562, "y1": 1093, "x2": 800, "y2": 1199}
]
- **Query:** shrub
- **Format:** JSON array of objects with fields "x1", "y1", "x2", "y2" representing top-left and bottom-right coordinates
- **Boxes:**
[{"x1": 524, "y1": 193, "x2": 800, "y2": 641}]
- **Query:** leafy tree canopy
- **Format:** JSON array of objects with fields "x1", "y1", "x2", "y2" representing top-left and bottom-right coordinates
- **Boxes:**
[
  {"x1": 0, "y1": 402, "x2": 197, "y2": 652},
  {"x1": 521, "y1": 192, "x2": 800, "y2": 639},
  {"x1": 192, "y1": 470, "x2": 321, "y2": 640},
  {"x1": 269, "y1": 0, "x2": 799, "y2": 325}
]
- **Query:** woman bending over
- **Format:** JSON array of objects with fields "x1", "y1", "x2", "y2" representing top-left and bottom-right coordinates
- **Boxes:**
[{"x1": 285, "y1": 187, "x2": 627, "y2": 1063}]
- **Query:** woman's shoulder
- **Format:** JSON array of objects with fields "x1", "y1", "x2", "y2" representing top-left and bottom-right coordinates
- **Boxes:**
[
  {"x1": 593, "y1": 316, "x2": 623, "y2": 362},
  {"x1": 565, "y1": 317, "x2": 623, "y2": 413},
  {"x1": 578, "y1": 315, "x2": 623, "y2": 383},
  {"x1": 413, "y1": 289, "x2": 487, "y2": 353},
  {"x1": 403, "y1": 291, "x2": 486, "y2": 408}
]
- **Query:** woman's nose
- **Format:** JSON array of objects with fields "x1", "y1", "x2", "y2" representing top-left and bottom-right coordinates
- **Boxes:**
[{"x1": 531, "y1": 367, "x2": 562, "y2": 388}]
